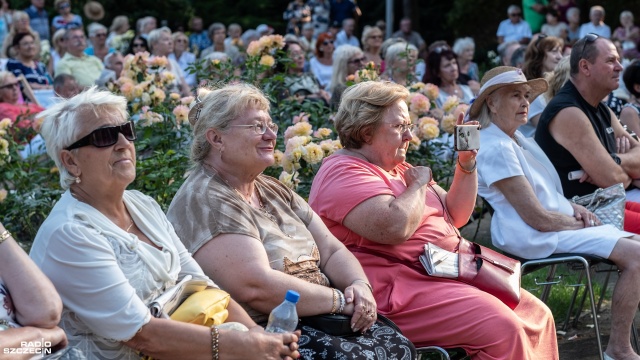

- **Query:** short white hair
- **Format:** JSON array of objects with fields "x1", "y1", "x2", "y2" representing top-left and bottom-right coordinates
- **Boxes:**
[
  {"x1": 147, "y1": 26, "x2": 171, "y2": 51},
  {"x1": 39, "y1": 86, "x2": 128, "y2": 189},
  {"x1": 452, "y1": 37, "x2": 475, "y2": 56},
  {"x1": 590, "y1": 5, "x2": 605, "y2": 16},
  {"x1": 103, "y1": 51, "x2": 122, "y2": 67},
  {"x1": 87, "y1": 22, "x2": 107, "y2": 37},
  {"x1": 507, "y1": 5, "x2": 521, "y2": 14}
]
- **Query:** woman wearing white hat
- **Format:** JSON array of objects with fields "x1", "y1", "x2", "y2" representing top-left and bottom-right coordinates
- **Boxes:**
[{"x1": 475, "y1": 66, "x2": 640, "y2": 360}]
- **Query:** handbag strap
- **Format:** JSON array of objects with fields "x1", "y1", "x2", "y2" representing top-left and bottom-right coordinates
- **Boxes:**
[{"x1": 347, "y1": 246, "x2": 425, "y2": 274}]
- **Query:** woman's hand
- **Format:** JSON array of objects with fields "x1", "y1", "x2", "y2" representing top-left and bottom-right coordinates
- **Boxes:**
[
  {"x1": 458, "y1": 113, "x2": 479, "y2": 168},
  {"x1": 617, "y1": 136, "x2": 631, "y2": 154},
  {"x1": 570, "y1": 202, "x2": 602, "y2": 228},
  {"x1": 341, "y1": 282, "x2": 377, "y2": 333},
  {"x1": 404, "y1": 166, "x2": 432, "y2": 188}
]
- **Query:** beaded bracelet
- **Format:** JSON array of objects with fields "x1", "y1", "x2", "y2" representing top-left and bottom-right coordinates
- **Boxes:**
[
  {"x1": 351, "y1": 279, "x2": 373, "y2": 294},
  {"x1": 0, "y1": 230, "x2": 11, "y2": 246},
  {"x1": 457, "y1": 158, "x2": 477, "y2": 174},
  {"x1": 330, "y1": 288, "x2": 339, "y2": 314},
  {"x1": 337, "y1": 290, "x2": 346, "y2": 314},
  {"x1": 211, "y1": 325, "x2": 219, "y2": 360}
]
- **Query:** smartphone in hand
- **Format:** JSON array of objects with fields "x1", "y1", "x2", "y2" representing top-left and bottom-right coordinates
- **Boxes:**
[{"x1": 454, "y1": 124, "x2": 480, "y2": 151}]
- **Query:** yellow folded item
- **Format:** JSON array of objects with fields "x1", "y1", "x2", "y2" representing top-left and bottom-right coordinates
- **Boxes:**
[{"x1": 170, "y1": 288, "x2": 230, "y2": 326}]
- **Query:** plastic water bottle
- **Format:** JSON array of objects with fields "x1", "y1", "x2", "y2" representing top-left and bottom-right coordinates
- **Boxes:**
[{"x1": 265, "y1": 290, "x2": 300, "y2": 333}]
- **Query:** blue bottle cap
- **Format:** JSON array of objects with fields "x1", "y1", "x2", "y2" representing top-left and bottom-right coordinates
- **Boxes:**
[{"x1": 285, "y1": 290, "x2": 300, "y2": 303}]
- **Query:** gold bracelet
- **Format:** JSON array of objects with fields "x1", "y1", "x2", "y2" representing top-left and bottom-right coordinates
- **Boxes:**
[
  {"x1": 457, "y1": 158, "x2": 477, "y2": 174},
  {"x1": 0, "y1": 230, "x2": 11, "y2": 245},
  {"x1": 330, "y1": 288, "x2": 338, "y2": 314},
  {"x1": 210, "y1": 325, "x2": 219, "y2": 360},
  {"x1": 351, "y1": 279, "x2": 374, "y2": 294}
]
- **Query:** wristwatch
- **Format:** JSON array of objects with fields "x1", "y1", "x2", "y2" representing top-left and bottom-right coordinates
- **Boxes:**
[{"x1": 611, "y1": 154, "x2": 622, "y2": 165}]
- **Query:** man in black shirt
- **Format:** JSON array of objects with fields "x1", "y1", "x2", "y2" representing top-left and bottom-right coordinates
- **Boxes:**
[{"x1": 536, "y1": 34, "x2": 640, "y2": 199}]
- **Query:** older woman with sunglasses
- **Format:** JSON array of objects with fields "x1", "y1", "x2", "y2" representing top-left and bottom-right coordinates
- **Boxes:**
[
  {"x1": 309, "y1": 32, "x2": 334, "y2": 89},
  {"x1": 166, "y1": 83, "x2": 415, "y2": 359},
  {"x1": 30, "y1": 87, "x2": 301, "y2": 360},
  {"x1": 329, "y1": 44, "x2": 364, "y2": 109},
  {"x1": 0, "y1": 71, "x2": 44, "y2": 124},
  {"x1": 85, "y1": 22, "x2": 114, "y2": 62}
]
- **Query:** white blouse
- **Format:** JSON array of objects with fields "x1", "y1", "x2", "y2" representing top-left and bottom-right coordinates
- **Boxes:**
[{"x1": 30, "y1": 190, "x2": 213, "y2": 359}]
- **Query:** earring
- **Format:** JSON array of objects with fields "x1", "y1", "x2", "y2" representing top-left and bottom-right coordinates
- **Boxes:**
[{"x1": 75, "y1": 176, "x2": 81, "y2": 184}]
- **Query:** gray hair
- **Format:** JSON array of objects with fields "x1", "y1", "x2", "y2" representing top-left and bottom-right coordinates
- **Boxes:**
[
  {"x1": 452, "y1": 37, "x2": 475, "y2": 56},
  {"x1": 620, "y1": 10, "x2": 634, "y2": 22},
  {"x1": 383, "y1": 42, "x2": 417, "y2": 77},
  {"x1": 137, "y1": 16, "x2": 155, "y2": 34},
  {"x1": 103, "y1": 51, "x2": 122, "y2": 67},
  {"x1": 330, "y1": 45, "x2": 363, "y2": 93},
  {"x1": 507, "y1": 5, "x2": 521, "y2": 15},
  {"x1": 590, "y1": 5, "x2": 605, "y2": 17},
  {"x1": 39, "y1": 86, "x2": 128, "y2": 189},
  {"x1": 208, "y1": 22, "x2": 226, "y2": 39},
  {"x1": 147, "y1": 26, "x2": 171, "y2": 51},
  {"x1": 189, "y1": 83, "x2": 270, "y2": 164},
  {"x1": 87, "y1": 22, "x2": 107, "y2": 37},
  {"x1": 566, "y1": 7, "x2": 580, "y2": 19}
]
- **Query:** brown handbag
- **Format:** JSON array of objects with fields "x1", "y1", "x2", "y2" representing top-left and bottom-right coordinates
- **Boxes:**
[{"x1": 456, "y1": 238, "x2": 521, "y2": 309}]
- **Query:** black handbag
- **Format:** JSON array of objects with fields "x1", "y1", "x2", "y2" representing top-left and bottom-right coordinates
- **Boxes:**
[{"x1": 300, "y1": 314, "x2": 357, "y2": 337}]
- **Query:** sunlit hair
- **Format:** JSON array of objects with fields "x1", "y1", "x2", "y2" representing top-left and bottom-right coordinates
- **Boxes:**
[
  {"x1": 452, "y1": 37, "x2": 475, "y2": 57},
  {"x1": 148, "y1": 26, "x2": 171, "y2": 52},
  {"x1": 87, "y1": 22, "x2": 107, "y2": 38},
  {"x1": 330, "y1": 45, "x2": 363, "y2": 93},
  {"x1": 103, "y1": 51, "x2": 122, "y2": 67},
  {"x1": 39, "y1": 86, "x2": 128, "y2": 189},
  {"x1": 208, "y1": 23, "x2": 226, "y2": 39},
  {"x1": 315, "y1": 32, "x2": 333, "y2": 58},
  {"x1": 383, "y1": 42, "x2": 417, "y2": 78},
  {"x1": 522, "y1": 35, "x2": 563, "y2": 79},
  {"x1": 188, "y1": 83, "x2": 270, "y2": 164},
  {"x1": 334, "y1": 80, "x2": 409, "y2": 149},
  {"x1": 52, "y1": 28, "x2": 66, "y2": 53},
  {"x1": 171, "y1": 31, "x2": 188, "y2": 44},
  {"x1": 620, "y1": 10, "x2": 634, "y2": 23},
  {"x1": 0, "y1": 71, "x2": 16, "y2": 87},
  {"x1": 545, "y1": 56, "x2": 571, "y2": 100},
  {"x1": 361, "y1": 25, "x2": 383, "y2": 52},
  {"x1": 110, "y1": 15, "x2": 129, "y2": 33}
]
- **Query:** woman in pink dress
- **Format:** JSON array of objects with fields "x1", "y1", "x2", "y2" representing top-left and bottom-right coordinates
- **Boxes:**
[{"x1": 308, "y1": 80, "x2": 559, "y2": 359}]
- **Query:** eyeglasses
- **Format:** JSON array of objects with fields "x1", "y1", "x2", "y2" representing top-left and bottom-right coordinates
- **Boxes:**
[
  {"x1": 534, "y1": 34, "x2": 547, "y2": 48},
  {"x1": 576, "y1": 33, "x2": 599, "y2": 61},
  {"x1": 58, "y1": 3, "x2": 70, "y2": 9},
  {"x1": 0, "y1": 82, "x2": 19, "y2": 90},
  {"x1": 323, "y1": 40, "x2": 334, "y2": 45},
  {"x1": 369, "y1": 35, "x2": 383, "y2": 39},
  {"x1": 509, "y1": 12, "x2": 522, "y2": 17},
  {"x1": 348, "y1": 56, "x2": 366, "y2": 64},
  {"x1": 65, "y1": 121, "x2": 137, "y2": 150},
  {"x1": 175, "y1": 39, "x2": 188, "y2": 43},
  {"x1": 93, "y1": 33, "x2": 107, "y2": 38},
  {"x1": 133, "y1": 42, "x2": 145, "y2": 47},
  {"x1": 230, "y1": 122, "x2": 278, "y2": 135},
  {"x1": 390, "y1": 123, "x2": 415, "y2": 133},
  {"x1": 19, "y1": 41, "x2": 35, "y2": 47}
]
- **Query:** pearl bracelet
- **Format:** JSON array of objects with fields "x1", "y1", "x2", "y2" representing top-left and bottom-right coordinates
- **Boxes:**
[{"x1": 211, "y1": 325, "x2": 219, "y2": 360}]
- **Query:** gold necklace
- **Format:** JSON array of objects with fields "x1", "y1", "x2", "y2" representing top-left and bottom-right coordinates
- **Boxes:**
[
  {"x1": 71, "y1": 189, "x2": 135, "y2": 232},
  {"x1": 125, "y1": 217, "x2": 134, "y2": 232}
]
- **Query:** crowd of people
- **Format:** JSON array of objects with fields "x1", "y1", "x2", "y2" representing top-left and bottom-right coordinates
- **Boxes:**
[{"x1": 3, "y1": 0, "x2": 640, "y2": 359}]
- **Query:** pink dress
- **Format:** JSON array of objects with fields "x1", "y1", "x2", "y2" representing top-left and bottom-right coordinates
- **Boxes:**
[{"x1": 309, "y1": 154, "x2": 558, "y2": 360}]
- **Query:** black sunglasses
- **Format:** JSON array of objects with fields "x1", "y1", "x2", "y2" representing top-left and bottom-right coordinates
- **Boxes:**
[
  {"x1": 576, "y1": 33, "x2": 599, "y2": 61},
  {"x1": 65, "y1": 121, "x2": 137, "y2": 150},
  {"x1": 534, "y1": 34, "x2": 547, "y2": 48}
]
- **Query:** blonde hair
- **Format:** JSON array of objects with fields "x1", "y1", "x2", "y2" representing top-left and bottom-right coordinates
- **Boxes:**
[
  {"x1": 361, "y1": 25, "x2": 382, "y2": 52},
  {"x1": 334, "y1": 81, "x2": 409, "y2": 149},
  {"x1": 110, "y1": 15, "x2": 129, "y2": 33},
  {"x1": 330, "y1": 45, "x2": 363, "y2": 93},
  {"x1": 148, "y1": 26, "x2": 172, "y2": 52},
  {"x1": 38, "y1": 86, "x2": 128, "y2": 189},
  {"x1": 383, "y1": 42, "x2": 417, "y2": 78},
  {"x1": 189, "y1": 83, "x2": 270, "y2": 164},
  {"x1": 544, "y1": 56, "x2": 570, "y2": 100}
]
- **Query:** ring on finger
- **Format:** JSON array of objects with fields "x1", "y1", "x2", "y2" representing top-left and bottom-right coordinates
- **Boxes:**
[{"x1": 590, "y1": 220, "x2": 595, "y2": 226}]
